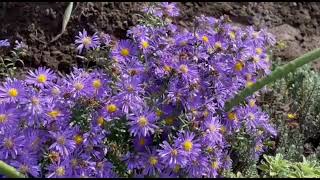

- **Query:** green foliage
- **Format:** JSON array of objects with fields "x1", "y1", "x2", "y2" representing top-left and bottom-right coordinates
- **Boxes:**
[
  {"x1": 0, "y1": 49, "x2": 25, "y2": 78},
  {"x1": 259, "y1": 153, "x2": 320, "y2": 178},
  {"x1": 261, "y1": 62, "x2": 320, "y2": 162}
]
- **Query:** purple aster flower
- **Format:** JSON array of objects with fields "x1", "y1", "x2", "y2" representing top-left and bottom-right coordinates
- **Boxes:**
[
  {"x1": 82, "y1": 129, "x2": 106, "y2": 160},
  {"x1": 174, "y1": 61, "x2": 200, "y2": 85},
  {"x1": 122, "y1": 152, "x2": 144, "y2": 171},
  {"x1": 142, "y1": 4, "x2": 163, "y2": 17},
  {"x1": 129, "y1": 109, "x2": 159, "y2": 137},
  {"x1": 115, "y1": 76, "x2": 145, "y2": 114},
  {"x1": 49, "y1": 128, "x2": 76, "y2": 157},
  {"x1": 64, "y1": 71, "x2": 93, "y2": 99},
  {"x1": 0, "y1": 78, "x2": 26, "y2": 103},
  {"x1": 0, "y1": 39, "x2": 10, "y2": 47},
  {"x1": 10, "y1": 155, "x2": 41, "y2": 177},
  {"x1": 95, "y1": 160, "x2": 117, "y2": 178},
  {"x1": 174, "y1": 131, "x2": 201, "y2": 158},
  {"x1": 44, "y1": 101, "x2": 69, "y2": 127},
  {"x1": 157, "y1": 141, "x2": 187, "y2": 168},
  {"x1": 101, "y1": 99, "x2": 123, "y2": 121},
  {"x1": 25, "y1": 67, "x2": 56, "y2": 89},
  {"x1": 99, "y1": 32, "x2": 112, "y2": 46},
  {"x1": 87, "y1": 70, "x2": 110, "y2": 98},
  {"x1": 0, "y1": 103, "x2": 18, "y2": 130},
  {"x1": 253, "y1": 138, "x2": 265, "y2": 160},
  {"x1": 167, "y1": 78, "x2": 189, "y2": 105},
  {"x1": 133, "y1": 135, "x2": 153, "y2": 152},
  {"x1": 201, "y1": 116, "x2": 223, "y2": 146},
  {"x1": 75, "y1": 29, "x2": 100, "y2": 54},
  {"x1": 112, "y1": 39, "x2": 138, "y2": 63},
  {"x1": 161, "y1": 2, "x2": 180, "y2": 17},
  {"x1": 0, "y1": 127, "x2": 25, "y2": 159},
  {"x1": 185, "y1": 155, "x2": 209, "y2": 178},
  {"x1": 46, "y1": 159, "x2": 71, "y2": 178},
  {"x1": 141, "y1": 148, "x2": 163, "y2": 176},
  {"x1": 21, "y1": 90, "x2": 48, "y2": 126},
  {"x1": 22, "y1": 128, "x2": 46, "y2": 153},
  {"x1": 207, "y1": 158, "x2": 222, "y2": 178}
]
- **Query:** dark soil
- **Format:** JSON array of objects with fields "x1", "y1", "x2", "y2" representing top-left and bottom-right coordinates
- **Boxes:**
[{"x1": 0, "y1": 2, "x2": 320, "y2": 73}]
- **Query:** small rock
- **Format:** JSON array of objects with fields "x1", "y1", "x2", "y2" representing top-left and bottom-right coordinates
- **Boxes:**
[
  {"x1": 269, "y1": 24, "x2": 301, "y2": 41},
  {"x1": 276, "y1": 40, "x2": 305, "y2": 60}
]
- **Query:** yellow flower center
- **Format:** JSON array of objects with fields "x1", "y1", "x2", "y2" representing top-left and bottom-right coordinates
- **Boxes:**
[
  {"x1": 214, "y1": 41, "x2": 222, "y2": 49},
  {"x1": 287, "y1": 113, "x2": 296, "y2": 119},
  {"x1": 229, "y1": 31, "x2": 236, "y2": 39},
  {"x1": 92, "y1": 79, "x2": 102, "y2": 89},
  {"x1": 82, "y1": 37, "x2": 92, "y2": 46},
  {"x1": 74, "y1": 135, "x2": 83, "y2": 145},
  {"x1": 235, "y1": 61, "x2": 244, "y2": 71},
  {"x1": 71, "y1": 159, "x2": 78, "y2": 167},
  {"x1": 74, "y1": 82, "x2": 84, "y2": 91},
  {"x1": 141, "y1": 40, "x2": 149, "y2": 49},
  {"x1": 8, "y1": 88, "x2": 18, "y2": 97},
  {"x1": 156, "y1": 109, "x2": 163, "y2": 117},
  {"x1": 149, "y1": 156, "x2": 158, "y2": 165},
  {"x1": 139, "y1": 138, "x2": 146, "y2": 145},
  {"x1": 31, "y1": 97, "x2": 40, "y2": 105},
  {"x1": 202, "y1": 35, "x2": 209, "y2": 43},
  {"x1": 220, "y1": 126, "x2": 226, "y2": 134},
  {"x1": 56, "y1": 166, "x2": 65, "y2": 176},
  {"x1": 165, "y1": 117, "x2": 175, "y2": 125},
  {"x1": 0, "y1": 114, "x2": 7, "y2": 123},
  {"x1": 209, "y1": 124, "x2": 217, "y2": 132},
  {"x1": 171, "y1": 149, "x2": 178, "y2": 156},
  {"x1": 211, "y1": 161, "x2": 219, "y2": 169},
  {"x1": 253, "y1": 56, "x2": 260, "y2": 63},
  {"x1": 4, "y1": 138, "x2": 13, "y2": 149},
  {"x1": 106, "y1": 104, "x2": 117, "y2": 113},
  {"x1": 173, "y1": 165, "x2": 180, "y2": 173},
  {"x1": 256, "y1": 48, "x2": 263, "y2": 55},
  {"x1": 49, "y1": 151, "x2": 60, "y2": 163},
  {"x1": 129, "y1": 69, "x2": 138, "y2": 76},
  {"x1": 97, "y1": 116, "x2": 105, "y2": 126},
  {"x1": 37, "y1": 74, "x2": 47, "y2": 83},
  {"x1": 255, "y1": 144, "x2": 263, "y2": 151},
  {"x1": 48, "y1": 110, "x2": 61, "y2": 119},
  {"x1": 96, "y1": 162, "x2": 104, "y2": 170},
  {"x1": 179, "y1": 64, "x2": 189, "y2": 74},
  {"x1": 57, "y1": 136, "x2": 66, "y2": 145},
  {"x1": 120, "y1": 48, "x2": 130, "y2": 57},
  {"x1": 138, "y1": 116, "x2": 148, "y2": 127},
  {"x1": 249, "y1": 99, "x2": 256, "y2": 107},
  {"x1": 183, "y1": 140, "x2": 193, "y2": 151},
  {"x1": 228, "y1": 112, "x2": 237, "y2": 121},
  {"x1": 246, "y1": 80, "x2": 254, "y2": 87},
  {"x1": 163, "y1": 65, "x2": 172, "y2": 72}
]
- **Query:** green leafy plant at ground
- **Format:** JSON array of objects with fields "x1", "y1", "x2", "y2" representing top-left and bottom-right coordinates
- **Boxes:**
[{"x1": 259, "y1": 153, "x2": 320, "y2": 178}]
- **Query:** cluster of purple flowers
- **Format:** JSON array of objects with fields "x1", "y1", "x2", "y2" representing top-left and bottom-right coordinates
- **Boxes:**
[{"x1": 0, "y1": 2, "x2": 277, "y2": 178}]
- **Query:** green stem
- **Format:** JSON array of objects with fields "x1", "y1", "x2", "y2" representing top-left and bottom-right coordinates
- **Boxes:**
[
  {"x1": 0, "y1": 160, "x2": 25, "y2": 178},
  {"x1": 225, "y1": 48, "x2": 320, "y2": 112}
]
